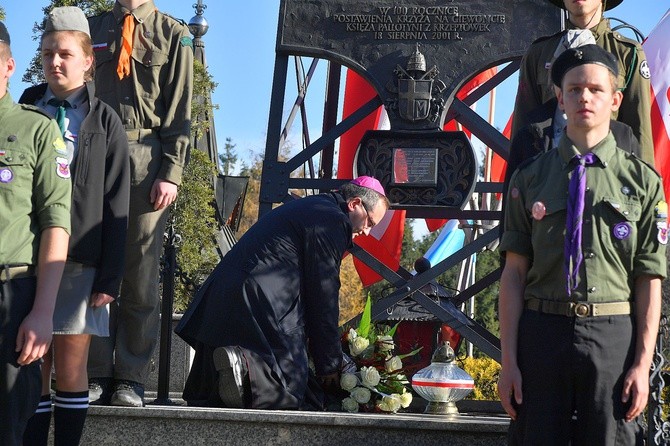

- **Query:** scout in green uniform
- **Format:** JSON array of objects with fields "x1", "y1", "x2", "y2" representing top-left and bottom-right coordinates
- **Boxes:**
[
  {"x1": 498, "y1": 44, "x2": 666, "y2": 445},
  {"x1": 86, "y1": 0, "x2": 193, "y2": 408},
  {"x1": 0, "y1": 22, "x2": 71, "y2": 446},
  {"x1": 512, "y1": 0, "x2": 654, "y2": 163}
]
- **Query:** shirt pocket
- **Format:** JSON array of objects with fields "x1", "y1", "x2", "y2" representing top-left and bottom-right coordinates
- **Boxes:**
[
  {"x1": 0, "y1": 152, "x2": 29, "y2": 194},
  {"x1": 529, "y1": 197, "x2": 566, "y2": 255},
  {"x1": 601, "y1": 197, "x2": 641, "y2": 256},
  {"x1": 131, "y1": 47, "x2": 169, "y2": 101}
]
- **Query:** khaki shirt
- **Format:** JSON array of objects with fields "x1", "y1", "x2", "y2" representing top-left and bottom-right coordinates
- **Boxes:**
[
  {"x1": 88, "y1": 0, "x2": 193, "y2": 185},
  {"x1": 500, "y1": 132, "x2": 666, "y2": 303},
  {"x1": 512, "y1": 19, "x2": 654, "y2": 164},
  {"x1": 0, "y1": 92, "x2": 72, "y2": 265}
]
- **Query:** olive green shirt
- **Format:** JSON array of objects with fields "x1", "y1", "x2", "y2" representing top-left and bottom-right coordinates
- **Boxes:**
[
  {"x1": 512, "y1": 19, "x2": 654, "y2": 164},
  {"x1": 88, "y1": 0, "x2": 193, "y2": 185},
  {"x1": 500, "y1": 132, "x2": 666, "y2": 303},
  {"x1": 0, "y1": 92, "x2": 72, "y2": 265}
]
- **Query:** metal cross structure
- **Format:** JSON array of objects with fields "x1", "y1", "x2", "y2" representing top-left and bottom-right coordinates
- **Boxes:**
[{"x1": 258, "y1": 0, "x2": 562, "y2": 362}]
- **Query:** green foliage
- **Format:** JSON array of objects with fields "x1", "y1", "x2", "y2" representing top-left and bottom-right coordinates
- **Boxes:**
[
  {"x1": 171, "y1": 149, "x2": 220, "y2": 312},
  {"x1": 460, "y1": 356, "x2": 501, "y2": 401},
  {"x1": 191, "y1": 60, "x2": 219, "y2": 140},
  {"x1": 357, "y1": 294, "x2": 372, "y2": 338},
  {"x1": 21, "y1": 0, "x2": 114, "y2": 85}
]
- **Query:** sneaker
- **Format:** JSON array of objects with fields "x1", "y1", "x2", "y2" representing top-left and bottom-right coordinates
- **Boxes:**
[
  {"x1": 213, "y1": 346, "x2": 248, "y2": 408},
  {"x1": 89, "y1": 377, "x2": 113, "y2": 405},
  {"x1": 110, "y1": 380, "x2": 145, "y2": 407}
]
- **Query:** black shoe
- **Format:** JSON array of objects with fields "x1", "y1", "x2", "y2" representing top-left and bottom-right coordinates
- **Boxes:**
[
  {"x1": 110, "y1": 380, "x2": 145, "y2": 407},
  {"x1": 89, "y1": 377, "x2": 113, "y2": 405},
  {"x1": 213, "y1": 346, "x2": 248, "y2": 408}
]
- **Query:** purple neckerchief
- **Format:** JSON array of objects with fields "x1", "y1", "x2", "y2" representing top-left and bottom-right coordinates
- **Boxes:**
[{"x1": 564, "y1": 152, "x2": 596, "y2": 295}]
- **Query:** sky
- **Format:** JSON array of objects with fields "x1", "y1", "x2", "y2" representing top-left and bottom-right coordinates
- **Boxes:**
[{"x1": 3, "y1": 0, "x2": 670, "y2": 177}]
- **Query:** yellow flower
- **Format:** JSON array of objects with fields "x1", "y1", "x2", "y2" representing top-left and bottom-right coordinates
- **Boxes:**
[
  {"x1": 399, "y1": 389, "x2": 413, "y2": 408},
  {"x1": 378, "y1": 394, "x2": 402, "y2": 413}
]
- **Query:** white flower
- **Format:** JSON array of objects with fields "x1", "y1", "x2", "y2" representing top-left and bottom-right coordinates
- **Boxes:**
[
  {"x1": 399, "y1": 389, "x2": 413, "y2": 408},
  {"x1": 377, "y1": 335, "x2": 394, "y2": 352},
  {"x1": 342, "y1": 397, "x2": 359, "y2": 413},
  {"x1": 350, "y1": 387, "x2": 372, "y2": 404},
  {"x1": 350, "y1": 336, "x2": 370, "y2": 356},
  {"x1": 347, "y1": 328, "x2": 358, "y2": 341},
  {"x1": 340, "y1": 373, "x2": 358, "y2": 391},
  {"x1": 360, "y1": 366, "x2": 381, "y2": 387},
  {"x1": 384, "y1": 356, "x2": 402, "y2": 373},
  {"x1": 378, "y1": 394, "x2": 402, "y2": 413}
]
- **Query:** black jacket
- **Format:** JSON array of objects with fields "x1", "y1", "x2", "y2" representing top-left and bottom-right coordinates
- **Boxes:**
[
  {"x1": 20, "y1": 82, "x2": 130, "y2": 297},
  {"x1": 177, "y1": 192, "x2": 353, "y2": 408}
]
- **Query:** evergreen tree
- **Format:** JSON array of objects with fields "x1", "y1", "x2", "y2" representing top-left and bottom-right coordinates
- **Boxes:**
[{"x1": 219, "y1": 137, "x2": 238, "y2": 176}]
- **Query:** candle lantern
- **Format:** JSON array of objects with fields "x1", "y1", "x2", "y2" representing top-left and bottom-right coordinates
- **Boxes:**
[{"x1": 411, "y1": 341, "x2": 474, "y2": 415}]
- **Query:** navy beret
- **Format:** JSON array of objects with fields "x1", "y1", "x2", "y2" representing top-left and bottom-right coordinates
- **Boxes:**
[{"x1": 551, "y1": 44, "x2": 619, "y2": 86}]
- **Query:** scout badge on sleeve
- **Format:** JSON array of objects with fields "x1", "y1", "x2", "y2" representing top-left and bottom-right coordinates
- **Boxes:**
[
  {"x1": 55, "y1": 157, "x2": 71, "y2": 179},
  {"x1": 655, "y1": 200, "x2": 668, "y2": 245}
]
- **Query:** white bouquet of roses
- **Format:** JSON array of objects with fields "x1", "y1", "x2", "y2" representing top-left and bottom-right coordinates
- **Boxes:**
[{"x1": 340, "y1": 296, "x2": 420, "y2": 413}]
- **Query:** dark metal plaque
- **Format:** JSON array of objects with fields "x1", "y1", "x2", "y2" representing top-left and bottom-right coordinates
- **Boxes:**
[
  {"x1": 354, "y1": 130, "x2": 477, "y2": 208},
  {"x1": 278, "y1": 0, "x2": 561, "y2": 130}
]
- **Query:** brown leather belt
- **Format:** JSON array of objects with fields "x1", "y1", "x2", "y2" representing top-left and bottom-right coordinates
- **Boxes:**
[
  {"x1": 525, "y1": 298, "x2": 632, "y2": 317},
  {"x1": 0, "y1": 265, "x2": 35, "y2": 283}
]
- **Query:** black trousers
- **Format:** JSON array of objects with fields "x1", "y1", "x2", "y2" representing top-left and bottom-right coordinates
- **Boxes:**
[
  {"x1": 0, "y1": 277, "x2": 41, "y2": 446},
  {"x1": 507, "y1": 309, "x2": 643, "y2": 446}
]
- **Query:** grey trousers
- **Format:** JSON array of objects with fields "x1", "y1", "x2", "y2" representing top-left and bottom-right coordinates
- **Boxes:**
[{"x1": 88, "y1": 136, "x2": 170, "y2": 384}]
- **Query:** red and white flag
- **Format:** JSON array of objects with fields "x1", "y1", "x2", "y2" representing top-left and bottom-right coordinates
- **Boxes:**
[
  {"x1": 644, "y1": 9, "x2": 670, "y2": 201},
  {"x1": 426, "y1": 67, "x2": 502, "y2": 232},
  {"x1": 338, "y1": 70, "x2": 405, "y2": 287}
]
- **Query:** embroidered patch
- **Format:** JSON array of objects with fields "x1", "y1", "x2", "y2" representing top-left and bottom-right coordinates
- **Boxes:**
[
  {"x1": 613, "y1": 222, "x2": 631, "y2": 240},
  {"x1": 532, "y1": 201, "x2": 546, "y2": 220},
  {"x1": 52, "y1": 137, "x2": 66, "y2": 152},
  {"x1": 0, "y1": 167, "x2": 13, "y2": 183},
  {"x1": 180, "y1": 36, "x2": 193, "y2": 48},
  {"x1": 92, "y1": 42, "x2": 108, "y2": 51},
  {"x1": 640, "y1": 60, "x2": 651, "y2": 79},
  {"x1": 658, "y1": 222, "x2": 668, "y2": 245},
  {"x1": 655, "y1": 200, "x2": 668, "y2": 220},
  {"x1": 55, "y1": 157, "x2": 70, "y2": 179},
  {"x1": 0, "y1": 149, "x2": 5, "y2": 156}
]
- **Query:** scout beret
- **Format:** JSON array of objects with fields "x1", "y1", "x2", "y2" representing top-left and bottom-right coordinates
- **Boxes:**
[
  {"x1": 45, "y1": 6, "x2": 90, "y2": 37},
  {"x1": 0, "y1": 22, "x2": 10, "y2": 45},
  {"x1": 546, "y1": 0, "x2": 623, "y2": 11},
  {"x1": 551, "y1": 44, "x2": 619, "y2": 86}
]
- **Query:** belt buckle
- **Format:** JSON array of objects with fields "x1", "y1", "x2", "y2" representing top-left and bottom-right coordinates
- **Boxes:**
[{"x1": 573, "y1": 303, "x2": 590, "y2": 317}]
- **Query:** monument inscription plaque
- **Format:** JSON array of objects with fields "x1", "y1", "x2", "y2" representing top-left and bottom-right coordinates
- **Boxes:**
[
  {"x1": 279, "y1": 0, "x2": 561, "y2": 129},
  {"x1": 277, "y1": 0, "x2": 560, "y2": 208}
]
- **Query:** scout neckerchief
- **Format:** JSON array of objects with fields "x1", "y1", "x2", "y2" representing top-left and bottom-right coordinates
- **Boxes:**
[
  {"x1": 565, "y1": 152, "x2": 596, "y2": 295},
  {"x1": 47, "y1": 98, "x2": 70, "y2": 137},
  {"x1": 117, "y1": 13, "x2": 135, "y2": 79}
]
